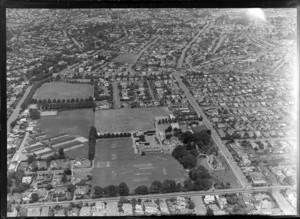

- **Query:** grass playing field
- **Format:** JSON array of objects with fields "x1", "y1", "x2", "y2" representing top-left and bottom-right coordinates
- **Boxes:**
[
  {"x1": 112, "y1": 53, "x2": 139, "y2": 65},
  {"x1": 33, "y1": 82, "x2": 94, "y2": 100},
  {"x1": 92, "y1": 138, "x2": 188, "y2": 190},
  {"x1": 94, "y1": 107, "x2": 171, "y2": 133},
  {"x1": 36, "y1": 108, "x2": 94, "y2": 159}
]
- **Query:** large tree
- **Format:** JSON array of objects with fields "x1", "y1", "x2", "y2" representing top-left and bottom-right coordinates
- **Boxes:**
[
  {"x1": 149, "y1": 181, "x2": 163, "y2": 194},
  {"x1": 189, "y1": 165, "x2": 211, "y2": 181},
  {"x1": 94, "y1": 186, "x2": 104, "y2": 197},
  {"x1": 31, "y1": 193, "x2": 39, "y2": 202},
  {"x1": 134, "y1": 185, "x2": 149, "y2": 195},
  {"x1": 105, "y1": 185, "x2": 119, "y2": 197},
  {"x1": 162, "y1": 179, "x2": 177, "y2": 193},
  {"x1": 118, "y1": 182, "x2": 130, "y2": 196},
  {"x1": 88, "y1": 126, "x2": 98, "y2": 161}
]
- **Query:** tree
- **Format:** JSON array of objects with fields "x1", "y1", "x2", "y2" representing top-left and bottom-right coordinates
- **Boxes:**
[
  {"x1": 172, "y1": 145, "x2": 189, "y2": 160},
  {"x1": 61, "y1": 174, "x2": 68, "y2": 183},
  {"x1": 118, "y1": 182, "x2": 130, "y2": 196},
  {"x1": 77, "y1": 201, "x2": 83, "y2": 209},
  {"x1": 162, "y1": 180, "x2": 177, "y2": 193},
  {"x1": 27, "y1": 154, "x2": 36, "y2": 164},
  {"x1": 94, "y1": 186, "x2": 104, "y2": 197},
  {"x1": 182, "y1": 154, "x2": 197, "y2": 169},
  {"x1": 190, "y1": 149, "x2": 199, "y2": 157},
  {"x1": 58, "y1": 148, "x2": 65, "y2": 159},
  {"x1": 31, "y1": 193, "x2": 39, "y2": 202},
  {"x1": 194, "y1": 178, "x2": 212, "y2": 191},
  {"x1": 46, "y1": 184, "x2": 53, "y2": 190},
  {"x1": 189, "y1": 165, "x2": 211, "y2": 181},
  {"x1": 106, "y1": 185, "x2": 119, "y2": 197},
  {"x1": 64, "y1": 168, "x2": 72, "y2": 175},
  {"x1": 130, "y1": 198, "x2": 138, "y2": 206},
  {"x1": 134, "y1": 185, "x2": 149, "y2": 195},
  {"x1": 150, "y1": 181, "x2": 163, "y2": 194},
  {"x1": 206, "y1": 207, "x2": 214, "y2": 216},
  {"x1": 188, "y1": 200, "x2": 195, "y2": 209},
  {"x1": 29, "y1": 109, "x2": 41, "y2": 120},
  {"x1": 67, "y1": 184, "x2": 76, "y2": 193}
]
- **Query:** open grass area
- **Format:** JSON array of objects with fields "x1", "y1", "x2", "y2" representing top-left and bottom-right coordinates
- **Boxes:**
[
  {"x1": 112, "y1": 53, "x2": 139, "y2": 64},
  {"x1": 94, "y1": 107, "x2": 171, "y2": 133},
  {"x1": 92, "y1": 138, "x2": 188, "y2": 190},
  {"x1": 33, "y1": 82, "x2": 94, "y2": 100},
  {"x1": 36, "y1": 109, "x2": 94, "y2": 159},
  {"x1": 198, "y1": 154, "x2": 242, "y2": 189}
]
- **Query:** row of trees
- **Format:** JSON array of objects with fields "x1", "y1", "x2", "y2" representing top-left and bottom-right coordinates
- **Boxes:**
[
  {"x1": 88, "y1": 126, "x2": 98, "y2": 161},
  {"x1": 39, "y1": 101, "x2": 96, "y2": 110},
  {"x1": 93, "y1": 174, "x2": 213, "y2": 200},
  {"x1": 97, "y1": 133, "x2": 131, "y2": 139},
  {"x1": 32, "y1": 96, "x2": 93, "y2": 104},
  {"x1": 93, "y1": 182, "x2": 130, "y2": 198},
  {"x1": 21, "y1": 77, "x2": 51, "y2": 111}
]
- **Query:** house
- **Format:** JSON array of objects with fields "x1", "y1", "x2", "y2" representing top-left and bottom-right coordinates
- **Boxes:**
[
  {"x1": 22, "y1": 176, "x2": 32, "y2": 184},
  {"x1": 7, "y1": 209, "x2": 18, "y2": 217},
  {"x1": 27, "y1": 207, "x2": 41, "y2": 217},
  {"x1": 55, "y1": 209, "x2": 65, "y2": 216},
  {"x1": 40, "y1": 207, "x2": 50, "y2": 216},
  {"x1": 74, "y1": 185, "x2": 90, "y2": 196},
  {"x1": 80, "y1": 206, "x2": 91, "y2": 216},
  {"x1": 135, "y1": 204, "x2": 144, "y2": 215},
  {"x1": 50, "y1": 159, "x2": 71, "y2": 170},
  {"x1": 122, "y1": 203, "x2": 133, "y2": 215},
  {"x1": 159, "y1": 200, "x2": 170, "y2": 215},
  {"x1": 68, "y1": 207, "x2": 80, "y2": 216},
  {"x1": 204, "y1": 195, "x2": 215, "y2": 204},
  {"x1": 73, "y1": 159, "x2": 91, "y2": 169}
]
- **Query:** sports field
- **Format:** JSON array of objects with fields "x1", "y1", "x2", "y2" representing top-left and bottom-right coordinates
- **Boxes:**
[
  {"x1": 36, "y1": 108, "x2": 94, "y2": 159},
  {"x1": 112, "y1": 53, "x2": 139, "y2": 64},
  {"x1": 94, "y1": 107, "x2": 171, "y2": 133},
  {"x1": 92, "y1": 138, "x2": 188, "y2": 190},
  {"x1": 33, "y1": 82, "x2": 94, "y2": 100}
]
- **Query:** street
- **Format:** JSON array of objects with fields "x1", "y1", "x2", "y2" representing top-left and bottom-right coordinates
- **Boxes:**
[
  {"x1": 172, "y1": 72, "x2": 249, "y2": 188},
  {"x1": 11, "y1": 131, "x2": 30, "y2": 162},
  {"x1": 20, "y1": 184, "x2": 295, "y2": 208},
  {"x1": 7, "y1": 85, "x2": 33, "y2": 134}
]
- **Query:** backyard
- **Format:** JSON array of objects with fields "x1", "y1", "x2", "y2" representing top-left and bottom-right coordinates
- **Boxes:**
[
  {"x1": 92, "y1": 138, "x2": 188, "y2": 190},
  {"x1": 33, "y1": 82, "x2": 94, "y2": 100},
  {"x1": 94, "y1": 107, "x2": 171, "y2": 133}
]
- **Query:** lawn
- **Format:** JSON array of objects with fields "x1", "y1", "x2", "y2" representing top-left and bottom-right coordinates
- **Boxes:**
[
  {"x1": 36, "y1": 108, "x2": 94, "y2": 159},
  {"x1": 94, "y1": 107, "x2": 171, "y2": 133},
  {"x1": 92, "y1": 138, "x2": 188, "y2": 191},
  {"x1": 33, "y1": 82, "x2": 94, "y2": 100},
  {"x1": 112, "y1": 53, "x2": 139, "y2": 65},
  {"x1": 197, "y1": 154, "x2": 242, "y2": 189}
]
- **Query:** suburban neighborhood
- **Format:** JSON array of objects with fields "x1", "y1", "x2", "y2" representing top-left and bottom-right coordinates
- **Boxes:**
[{"x1": 6, "y1": 8, "x2": 297, "y2": 217}]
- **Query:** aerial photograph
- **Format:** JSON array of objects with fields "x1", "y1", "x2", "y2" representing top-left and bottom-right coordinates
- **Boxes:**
[{"x1": 6, "y1": 8, "x2": 297, "y2": 216}]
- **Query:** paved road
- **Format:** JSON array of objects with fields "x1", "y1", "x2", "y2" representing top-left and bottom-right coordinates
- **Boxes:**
[
  {"x1": 20, "y1": 185, "x2": 295, "y2": 208},
  {"x1": 272, "y1": 191, "x2": 296, "y2": 215},
  {"x1": 7, "y1": 85, "x2": 33, "y2": 134},
  {"x1": 126, "y1": 37, "x2": 160, "y2": 75},
  {"x1": 172, "y1": 72, "x2": 249, "y2": 188},
  {"x1": 177, "y1": 22, "x2": 210, "y2": 69},
  {"x1": 11, "y1": 131, "x2": 29, "y2": 162},
  {"x1": 146, "y1": 80, "x2": 155, "y2": 101},
  {"x1": 112, "y1": 81, "x2": 121, "y2": 109},
  {"x1": 71, "y1": 37, "x2": 82, "y2": 49},
  {"x1": 212, "y1": 34, "x2": 226, "y2": 54}
]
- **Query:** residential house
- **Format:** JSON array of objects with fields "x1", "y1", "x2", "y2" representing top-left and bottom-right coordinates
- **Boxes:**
[
  {"x1": 80, "y1": 206, "x2": 91, "y2": 216},
  {"x1": 40, "y1": 207, "x2": 50, "y2": 216}
]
